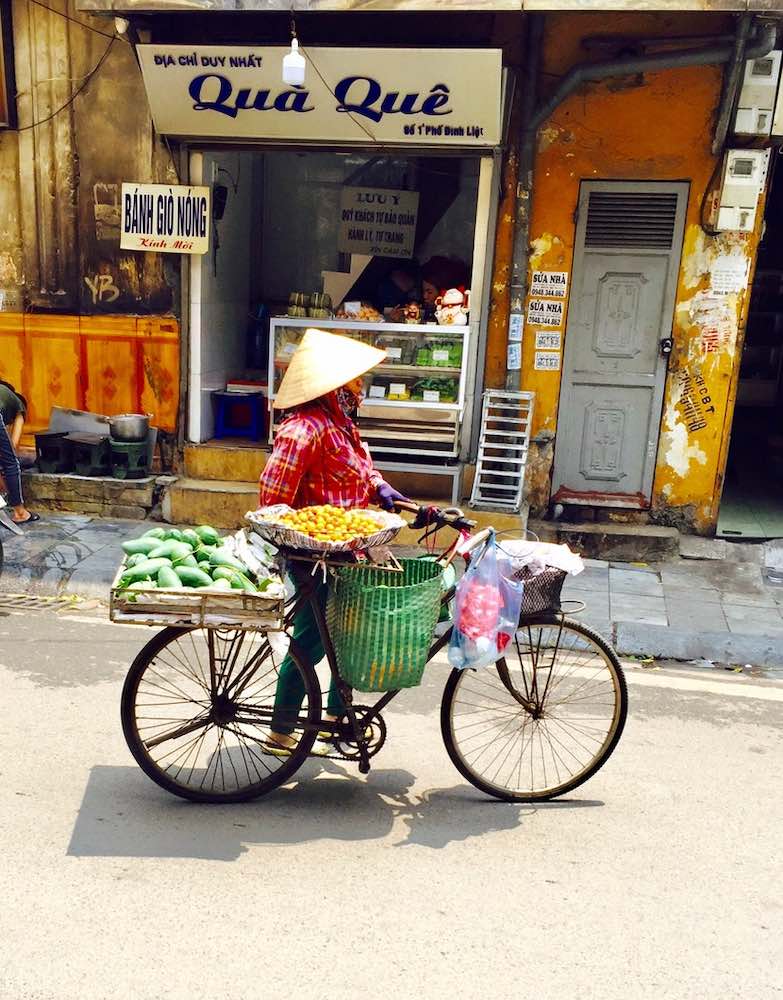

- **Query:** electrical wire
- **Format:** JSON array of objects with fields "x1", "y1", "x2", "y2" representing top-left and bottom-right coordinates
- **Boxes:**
[
  {"x1": 26, "y1": 0, "x2": 129, "y2": 43},
  {"x1": 16, "y1": 36, "x2": 116, "y2": 132}
]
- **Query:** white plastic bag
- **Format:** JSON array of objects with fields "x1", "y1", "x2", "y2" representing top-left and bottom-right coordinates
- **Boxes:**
[{"x1": 448, "y1": 533, "x2": 524, "y2": 670}]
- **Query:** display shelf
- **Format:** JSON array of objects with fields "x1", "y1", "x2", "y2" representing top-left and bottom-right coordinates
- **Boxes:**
[
  {"x1": 274, "y1": 359, "x2": 461, "y2": 377},
  {"x1": 271, "y1": 317, "x2": 466, "y2": 336},
  {"x1": 269, "y1": 316, "x2": 470, "y2": 458}
]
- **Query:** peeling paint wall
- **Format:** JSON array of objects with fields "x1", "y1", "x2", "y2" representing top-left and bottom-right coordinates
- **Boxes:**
[
  {"x1": 500, "y1": 10, "x2": 757, "y2": 533},
  {"x1": 0, "y1": 1, "x2": 178, "y2": 312}
]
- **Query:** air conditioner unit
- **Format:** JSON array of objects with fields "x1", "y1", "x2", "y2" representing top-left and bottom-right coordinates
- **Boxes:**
[
  {"x1": 715, "y1": 149, "x2": 770, "y2": 232},
  {"x1": 734, "y1": 51, "x2": 782, "y2": 137}
]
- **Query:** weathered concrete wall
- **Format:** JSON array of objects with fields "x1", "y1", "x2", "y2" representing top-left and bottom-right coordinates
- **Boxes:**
[
  {"x1": 2, "y1": 0, "x2": 178, "y2": 312},
  {"x1": 494, "y1": 10, "x2": 760, "y2": 534},
  {"x1": 0, "y1": 126, "x2": 22, "y2": 310}
]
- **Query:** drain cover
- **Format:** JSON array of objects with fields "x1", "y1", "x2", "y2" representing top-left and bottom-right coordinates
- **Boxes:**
[{"x1": 0, "y1": 593, "x2": 80, "y2": 611}]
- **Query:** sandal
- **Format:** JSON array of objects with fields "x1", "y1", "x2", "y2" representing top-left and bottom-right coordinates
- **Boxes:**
[
  {"x1": 13, "y1": 512, "x2": 40, "y2": 525},
  {"x1": 262, "y1": 737, "x2": 329, "y2": 758}
]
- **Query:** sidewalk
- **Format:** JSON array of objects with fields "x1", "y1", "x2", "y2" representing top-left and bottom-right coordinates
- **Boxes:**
[
  {"x1": 562, "y1": 556, "x2": 783, "y2": 669},
  {"x1": 2, "y1": 513, "x2": 782, "y2": 668}
]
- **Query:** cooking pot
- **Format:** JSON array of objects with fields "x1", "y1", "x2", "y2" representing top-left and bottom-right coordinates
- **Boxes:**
[{"x1": 108, "y1": 413, "x2": 151, "y2": 442}]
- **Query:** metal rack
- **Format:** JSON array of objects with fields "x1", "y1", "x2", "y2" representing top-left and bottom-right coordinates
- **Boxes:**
[{"x1": 470, "y1": 389, "x2": 534, "y2": 513}]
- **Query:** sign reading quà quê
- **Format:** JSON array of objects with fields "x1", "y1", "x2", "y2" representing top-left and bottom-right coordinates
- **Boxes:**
[
  {"x1": 120, "y1": 184, "x2": 211, "y2": 254},
  {"x1": 136, "y1": 46, "x2": 502, "y2": 145}
]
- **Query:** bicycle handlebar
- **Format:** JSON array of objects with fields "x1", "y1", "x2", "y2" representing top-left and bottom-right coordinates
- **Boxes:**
[{"x1": 392, "y1": 501, "x2": 477, "y2": 535}]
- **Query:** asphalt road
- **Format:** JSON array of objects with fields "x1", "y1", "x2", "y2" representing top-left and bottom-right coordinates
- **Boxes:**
[{"x1": 1, "y1": 606, "x2": 781, "y2": 1000}]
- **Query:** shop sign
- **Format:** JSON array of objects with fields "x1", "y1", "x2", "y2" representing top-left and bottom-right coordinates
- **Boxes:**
[
  {"x1": 534, "y1": 351, "x2": 560, "y2": 372},
  {"x1": 136, "y1": 45, "x2": 502, "y2": 146},
  {"x1": 530, "y1": 270, "x2": 568, "y2": 298},
  {"x1": 338, "y1": 187, "x2": 419, "y2": 259},
  {"x1": 534, "y1": 330, "x2": 561, "y2": 350},
  {"x1": 120, "y1": 183, "x2": 211, "y2": 254},
  {"x1": 527, "y1": 298, "x2": 563, "y2": 328}
]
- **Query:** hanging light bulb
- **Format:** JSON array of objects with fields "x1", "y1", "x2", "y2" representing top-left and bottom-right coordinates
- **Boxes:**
[{"x1": 282, "y1": 21, "x2": 306, "y2": 87}]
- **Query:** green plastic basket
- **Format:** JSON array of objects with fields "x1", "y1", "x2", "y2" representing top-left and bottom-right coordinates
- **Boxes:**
[{"x1": 327, "y1": 559, "x2": 444, "y2": 692}]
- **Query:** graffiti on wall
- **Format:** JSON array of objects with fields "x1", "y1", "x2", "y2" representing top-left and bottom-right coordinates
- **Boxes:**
[
  {"x1": 676, "y1": 364, "x2": 715, "y2": 434},
  {"x1": 84, "y1": 272, "x2": 120, "y2": 305}
]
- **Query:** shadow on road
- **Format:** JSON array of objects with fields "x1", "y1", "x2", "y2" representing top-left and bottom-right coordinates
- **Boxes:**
[{"x1": 67, "y1": 763, "x2": 603, "y2": 862}]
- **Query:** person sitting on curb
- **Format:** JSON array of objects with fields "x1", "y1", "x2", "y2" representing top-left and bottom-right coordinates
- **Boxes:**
[{"x1": 0, "y1": 379, "x2": 39, "y2": 525}]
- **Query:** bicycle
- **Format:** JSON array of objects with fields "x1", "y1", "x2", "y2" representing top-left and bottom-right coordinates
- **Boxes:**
[{"x1": 120, "y1": 504, "x2": 627, "y2": 804}]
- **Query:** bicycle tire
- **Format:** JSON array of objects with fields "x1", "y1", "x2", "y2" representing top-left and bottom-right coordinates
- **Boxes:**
[
  {"x1": 121, "y1": 626, "x2": 322, "y2": 803},
  {"x1": 440, "y1": 616, "x2": 628, "y2": 803}
]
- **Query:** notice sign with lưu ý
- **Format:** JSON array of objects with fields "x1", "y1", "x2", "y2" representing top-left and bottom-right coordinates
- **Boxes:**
[
  {"x1": 120, "y1": 183, "x2": 211, "y2": 254},
  {"x1": 338, "y1": 187, "x2": 419, "y2": 259}
]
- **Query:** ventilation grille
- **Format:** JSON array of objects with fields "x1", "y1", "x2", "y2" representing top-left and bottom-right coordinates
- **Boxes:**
[{"x1": 584, "y1": 191, "x2": 678, "y2": 250}]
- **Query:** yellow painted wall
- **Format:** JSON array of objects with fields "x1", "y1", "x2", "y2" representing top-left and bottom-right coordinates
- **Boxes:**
[{"x1": 506, "y1": 12, "x2": 759, "y2": 533}]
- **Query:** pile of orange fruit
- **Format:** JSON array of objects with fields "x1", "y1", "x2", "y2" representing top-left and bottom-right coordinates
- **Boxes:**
[{"x1": 278, "y1": 505, "x2": 383, "y2": 543}]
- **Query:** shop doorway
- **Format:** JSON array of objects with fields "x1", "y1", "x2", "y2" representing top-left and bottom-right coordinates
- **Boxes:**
[
  {"x1": 187, "y1": 148, "x2": 489, "y2": 452},
  {"x1": 552, "y1": 181, "x2": 689, "y2": 509},
  {"x1": 718, "y1": 152, "x2": 783, "y2": 540}
]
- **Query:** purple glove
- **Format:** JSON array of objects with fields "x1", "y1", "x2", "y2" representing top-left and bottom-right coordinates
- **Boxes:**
[{"x1": 376, "y1": 482, "x2": 410, "y2": 512}]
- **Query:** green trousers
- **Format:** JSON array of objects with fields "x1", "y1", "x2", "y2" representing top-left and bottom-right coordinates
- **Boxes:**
[{"x1": 271, "y1": 578, "x2": 345, "y2": 735}]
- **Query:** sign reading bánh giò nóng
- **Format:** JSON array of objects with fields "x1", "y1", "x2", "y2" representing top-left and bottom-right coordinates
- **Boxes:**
[
  {"x1": 120, "y1": 184, "x2": 211, "y2": 254},
  {"x1": 338, "y1": 187, "x2": 420, "y2": 259}
]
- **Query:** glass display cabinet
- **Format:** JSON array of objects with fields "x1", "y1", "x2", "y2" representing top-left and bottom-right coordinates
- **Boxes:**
[{"x1": 268, "y1": 317, "x2": 470, "y2": 458}]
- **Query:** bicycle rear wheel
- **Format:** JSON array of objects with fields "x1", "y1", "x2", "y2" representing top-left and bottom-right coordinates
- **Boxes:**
[
  {"x1": 121, "y1": 626, "x2": 321, "y2": 803},
  {"x1": 441, "y1": 616, "x2": 627, "y2": 802}
]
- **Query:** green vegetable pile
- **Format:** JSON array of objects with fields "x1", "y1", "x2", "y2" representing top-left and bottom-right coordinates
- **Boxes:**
[{"x1": 118, "y1": 525, "x2": 270, "y2": 596}]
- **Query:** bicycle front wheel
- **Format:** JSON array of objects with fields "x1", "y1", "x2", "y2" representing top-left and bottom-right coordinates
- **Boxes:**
[
  {"x1": 121, "y1": 626, "x2": 321, "y2": 803},
  {"x1": 441, "y1": 616, "x2": 627, "y2": 802}
]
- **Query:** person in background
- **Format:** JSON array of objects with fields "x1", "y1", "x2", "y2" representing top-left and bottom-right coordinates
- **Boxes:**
[
  {"x1": 0, "y1": 379, "x2": 39, "y2": 525},
  {"x1": 420, "y1": 256, "x2": 470, "y2": 321},
  {"x1": 258, "y1": 327, "x2": 410, "y2": 754},
  {"x1": 373, "y1": 261, "x2": 419, "y2": 322}
]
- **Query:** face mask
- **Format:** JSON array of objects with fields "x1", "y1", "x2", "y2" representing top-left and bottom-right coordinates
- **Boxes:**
[{"x1": 336, "y1": 385, "x2": 362, "y2": 415}]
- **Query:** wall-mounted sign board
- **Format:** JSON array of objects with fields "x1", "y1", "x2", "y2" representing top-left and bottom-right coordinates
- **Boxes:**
[
  {"x1": 120, "y1": 183, "x2": 211, "y2": 254},
  {"x1": 338, "y1": 187, "x2": 419, "y2": 259},
  {"x1": 136, "y1": 45, "x2": 502, "y2": 146}
]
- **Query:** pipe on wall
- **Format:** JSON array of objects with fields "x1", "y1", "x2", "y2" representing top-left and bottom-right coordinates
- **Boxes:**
[{"x1": 712, "y1": 14, "x2": 753, "y2": 156}]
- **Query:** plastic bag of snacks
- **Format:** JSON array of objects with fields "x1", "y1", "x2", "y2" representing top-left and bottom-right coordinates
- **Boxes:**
[{"x1": 447, "y1": 532, "x2": 524, "y2": 670}]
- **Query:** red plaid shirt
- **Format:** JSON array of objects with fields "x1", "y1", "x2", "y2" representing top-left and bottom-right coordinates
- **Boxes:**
[{"x1": 259, "y1": 395, "x2": 385, "y2": 509}]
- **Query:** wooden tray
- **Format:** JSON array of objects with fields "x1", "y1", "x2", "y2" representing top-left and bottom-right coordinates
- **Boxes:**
[{"x1": 109, "y1": 566, "x2": 285, "y2": 631}]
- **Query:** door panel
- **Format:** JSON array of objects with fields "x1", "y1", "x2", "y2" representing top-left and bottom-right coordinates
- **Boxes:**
[{"x1": 553, "y1": 182, "x2": 688, "y2": 507}]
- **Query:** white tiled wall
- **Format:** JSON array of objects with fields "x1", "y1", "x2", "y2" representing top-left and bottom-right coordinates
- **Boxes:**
[{"x1": 189, "y1": 150, "x2": 253, "y2": 442}]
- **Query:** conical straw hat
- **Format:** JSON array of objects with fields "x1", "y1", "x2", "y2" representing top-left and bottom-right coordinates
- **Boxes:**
[{"x1": 274, "y1": 328, "x2": 386, "y2": 409}]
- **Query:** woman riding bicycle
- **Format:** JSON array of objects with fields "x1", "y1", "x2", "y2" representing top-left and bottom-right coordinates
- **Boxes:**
[{"x1": 258, "y1": 328, "x2": 409, "y2": 755}]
